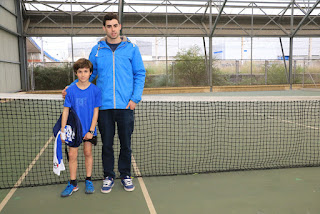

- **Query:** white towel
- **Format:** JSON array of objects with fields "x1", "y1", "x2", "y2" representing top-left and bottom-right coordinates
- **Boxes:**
[{"x1": 53, "y1": 131, "x2": 66, "y2": 176}]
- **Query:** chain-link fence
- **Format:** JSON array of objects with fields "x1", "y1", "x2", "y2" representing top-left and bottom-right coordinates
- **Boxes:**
[
  {"x1": 28, "y1": 62, "x2": 74, "y2": 90},
  {"x1": 28, "y1": 59, "x2": 320, "y2": 90},
  {"x1": 145, "y1": 59, "x2": 320, "y2": 87}
]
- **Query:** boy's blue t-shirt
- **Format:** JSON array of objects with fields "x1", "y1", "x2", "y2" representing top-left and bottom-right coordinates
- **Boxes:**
[{"x1": 64, "y1": 83, "x2": 102, "y2": 137}]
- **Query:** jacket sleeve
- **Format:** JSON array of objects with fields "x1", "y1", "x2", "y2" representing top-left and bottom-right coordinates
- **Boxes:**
[
  {"x1": 131, "y1": 45, "x2": 146, "y2": 104},
  {"x1": 89, "y1": 46, "x2": 98, "y2": 82}
]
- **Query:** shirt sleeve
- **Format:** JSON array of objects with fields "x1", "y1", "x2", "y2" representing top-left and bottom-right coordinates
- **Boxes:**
[
  {"x1": 64, "y1": 88, "x2": 72, "y2": 108},
  {"x1": 94, "y1": 87, "x2": 102, "y2": 108}
]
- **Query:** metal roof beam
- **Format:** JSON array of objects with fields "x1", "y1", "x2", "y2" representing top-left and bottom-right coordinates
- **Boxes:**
[
  {"x1": 210, "y1": 0, "x2": 227, "y2": 37},
  {"x1": 0, "y1": 3, "x2": 17, "y2": 16},
  {"x1": 167, "y1": 0, "x2": 207, "y2": 36},
  {"x1": 292, "y1": 0, "x2": 320, "y2": 36},
  {"x1": 252, "y1": 2, "x2": 289, "y2": 36},
  {"x1": 127, "y1": 0, "x2": 166, "y2": 35},
  {"x1": 294, "y1": 2, "x2": 320, "y2": 29},
  {"x1": 73, "y1": 0, "x2": 113, "y2": 16},
  {"x1": 21, "y1": 1, "x2": 319, "y2": 9},
  {"x1": 21, "y1": 0, "x2": 317, "y2": 5},
  {"x1": 0, "y1": 24, "x2": 20, "y2": 36}
]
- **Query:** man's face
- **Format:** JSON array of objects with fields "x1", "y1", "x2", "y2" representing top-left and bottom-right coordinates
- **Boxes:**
[{"x1": 103, "y1": 19, "x2": 121, "y2": 40}]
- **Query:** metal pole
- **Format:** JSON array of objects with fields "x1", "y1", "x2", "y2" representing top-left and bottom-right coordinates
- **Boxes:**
[
  {"x1": 71, "y1": 36, "x2": 75, "y2": 81},
  {"x1": 31, "y1": 54, "x2": 35, "y2": 91},
  {"x1": 209, "y1": 0, "x2": 227, "y2": 37},
  {"x1": 241, "y1": 37, "x2": 243, "y2": 60},
  {"x1": 250, "y1": 3, "x2": 253, "y2": 85},
  {"x1": 250, "y1": 37, "x2": 253, "y2": 85},
  {"x1": 265, "y1": 60, "x2": 268, "y2": 85},
  {"x1": 289, "y1": 0, "x2": 294, "y2": 90},
  {"x1": 303, "y1": 59, "x2": 305, "y2": 87},
  {"x1": 236, "y1": 60, "x2": 239, "y2": 84},
  {"x1": 279, "y1": 37, "x2": 289, "y2": 83},
  {"x1": 70, "y1": 0, "x2": 75, "y2": 81},
  {"x1": 166, "y1": 37, "x2": 168, "y2": 86},
  {"x1": 289, "y1": 36, "x2": 293, "y2": 89},
  {"x1": 203, "y1": 37, "x2": 209, "y2": 84},
  {"x1": 293, "y1": 59, "x2": 296, "y2": 82},
  {"x1": 209, "y1": 0, "x2": 212, "y2": 91},
  {"x1": 41, "y1": 38, "x2": 44, "y2": 65},
  {"x1": 308, "y1": 37, "x2": 312, "y2": 64},
  {"x1": 209, "y1": 37, "x2": 212, "y2": 91},
  {"x1": 166, "y1": 0, "x2": 168, "y2": 86},
  {"x1": 118, "y1": 0, "x2": 124, "y2": 35},
  {"x1": 291, "y1": 0, "x2": 320, "y2": 37},
  {"x1": 16, "y1": 0, "x2": 28, "y2": 91}
]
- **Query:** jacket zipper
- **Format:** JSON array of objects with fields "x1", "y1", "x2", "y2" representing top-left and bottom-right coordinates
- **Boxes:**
[
  {"x1": 113, "y1": 51, "x2": 116, "y2": 109},
  {"x1": 96, "y1": 42, "x2": 127, "y2": 109},
  {"x1": 112, "y1": 43, "x2": 126, "y2": 109}
]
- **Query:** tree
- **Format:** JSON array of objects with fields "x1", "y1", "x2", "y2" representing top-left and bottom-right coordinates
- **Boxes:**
[{"x1": 173, "y1": 45, "x2": 207, "y2": 86}]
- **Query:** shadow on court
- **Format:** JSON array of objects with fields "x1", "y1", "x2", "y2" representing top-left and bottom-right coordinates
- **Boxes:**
[{"x1": 1, "y1": 167, "x2": 320, "y2": 214}]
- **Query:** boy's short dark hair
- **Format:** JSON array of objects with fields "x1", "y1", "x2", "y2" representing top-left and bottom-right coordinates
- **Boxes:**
[
  {"x1": 103, "y1": 13, "x2": 119, "y2": 26},
  {"x1": 73, "y1": 58, "x2": 93, "y2": 73}
]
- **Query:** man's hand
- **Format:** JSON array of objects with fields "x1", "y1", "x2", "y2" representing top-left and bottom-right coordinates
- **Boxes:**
[
  {"x1": 62, "y1": 86, "x2": 68, "y2": 99},
  {"x1": 126, "y1": 100, "x2": 136, "y2": 110}
]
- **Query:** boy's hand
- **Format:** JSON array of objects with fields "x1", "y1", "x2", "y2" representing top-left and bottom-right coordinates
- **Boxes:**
[
  {"x1": 62, "y1": 86, "x2": 68, "y2": 99},
  {"x1": 126, "y1": 100, "x2": 136, "y2": 110},
  {"x1": 83, "y1": 132, "x2": 93, "y2": 140},
  {"x1": 60, "y1": 132, "x2": 66, "y2": 144}
]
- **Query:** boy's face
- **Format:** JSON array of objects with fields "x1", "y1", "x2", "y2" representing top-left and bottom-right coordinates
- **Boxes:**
[
  {"x1": 103, "y1": 19, "x2": 121, "y2": 41},
  {"x1": 76, "y1": 67, "x2": 91, "y2": 83}
]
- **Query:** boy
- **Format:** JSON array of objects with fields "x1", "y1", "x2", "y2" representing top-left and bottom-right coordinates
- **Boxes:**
[{"x1": 60, "y1": 58, "x2": 101, "y2": 197}]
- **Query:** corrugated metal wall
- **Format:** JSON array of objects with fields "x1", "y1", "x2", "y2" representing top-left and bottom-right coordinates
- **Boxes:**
[{"x1": 0, "y1": 0, "x2": 22, "y2": 92}]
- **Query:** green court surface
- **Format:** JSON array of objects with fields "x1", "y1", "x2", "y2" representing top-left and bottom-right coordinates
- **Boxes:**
[
  {"x1": 1, "y1": 167, "x2": 320, "y2": 214},
  {"x1": 1, "y1": 90, "x2": 320, "y2": 213}
]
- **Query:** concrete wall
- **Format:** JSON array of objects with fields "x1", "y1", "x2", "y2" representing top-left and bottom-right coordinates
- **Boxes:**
[{"x1": 0, "y1": 0, "x2": 22, "y2": 92}]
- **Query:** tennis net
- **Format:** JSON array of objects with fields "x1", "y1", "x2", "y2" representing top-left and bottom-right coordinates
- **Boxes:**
[{"x1": 1, "y1": 93, "x2": 320, "y2": 189}]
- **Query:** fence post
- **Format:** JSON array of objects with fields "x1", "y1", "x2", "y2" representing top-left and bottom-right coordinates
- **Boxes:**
[
  {"x1": 171, "y1": 62, "x2": 175, "y2": 86},
  {"x1": 293, "y1": 60, "x2": 296, "y2": 83},
  {"x1": 31, "y1": 62, "x2": 35, "y2": 91},
  {"x1": 236, "y1": 60, "x2": 239, "y2": 84},
  {"x1": 265, "y1": 60, "x2": 268, "y2": 85},
  {"x1": 303, "y1": 59, "x2": 305, "y2": 87}
]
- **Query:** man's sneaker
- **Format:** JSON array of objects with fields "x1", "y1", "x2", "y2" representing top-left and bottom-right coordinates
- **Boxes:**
[
  {"x1": 85, "y1": 180, "x2": 95, "y2": 194},
  {"x1": 121, "y1": 176, "x2": 135, "y2": 192},
  {"x1": 61, "y1": 182, "x2": 79, "y2": 197},
  {"x1": 101, "y1": 177, "x2": 114, "y2": 193}
]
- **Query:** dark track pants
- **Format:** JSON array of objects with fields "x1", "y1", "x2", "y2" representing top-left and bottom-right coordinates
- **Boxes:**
[{"x1": 98, "y1": 109, "x2": 134, "y2": 179}]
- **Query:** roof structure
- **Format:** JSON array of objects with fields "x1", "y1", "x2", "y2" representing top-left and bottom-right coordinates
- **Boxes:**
[{"x1": 20, "y1": 0, "x2": 320, "y2": 37}]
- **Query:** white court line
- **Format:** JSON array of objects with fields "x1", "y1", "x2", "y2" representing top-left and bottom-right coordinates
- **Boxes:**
[
  {"x1": 131, "y1": 155, "x2": 157, "y2": 214},
  {"x1": 0, "y1": 136, "x2": 54, "y2": 213},
  {"x1": 247, "y1": 110, "x2": 319, "y2": 130}
]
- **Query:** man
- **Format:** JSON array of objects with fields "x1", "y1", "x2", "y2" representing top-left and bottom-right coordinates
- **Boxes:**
[{"x1": 63, "y1": 13, "x2": 146, "y2": 193}]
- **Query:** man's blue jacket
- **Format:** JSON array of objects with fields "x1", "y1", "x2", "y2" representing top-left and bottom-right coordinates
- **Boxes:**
[{"x1": 88, "y1": 36, "x2": 146, "y2": 110}]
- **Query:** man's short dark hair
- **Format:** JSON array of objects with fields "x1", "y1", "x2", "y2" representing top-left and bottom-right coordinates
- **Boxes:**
[
  {"x1": 103, "y1": 13, "x2": 119, "y2": 26},
  {"x1": 73, "y1": 58, "x2": 93, "y2": 73}
]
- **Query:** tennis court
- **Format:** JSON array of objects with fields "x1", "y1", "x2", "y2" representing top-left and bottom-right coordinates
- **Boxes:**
[{"x1": 1, "y1": 90, "x2": 320, "y2": 213}]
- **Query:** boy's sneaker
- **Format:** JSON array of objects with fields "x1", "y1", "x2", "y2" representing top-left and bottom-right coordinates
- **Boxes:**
[
  {"x1": 85, "y1": 180, "x2": 95, "y2": 194},
  {"x1": 61, "y1": 182, "x2": 79, "y2": 197},
  {"x1": 121, "y1": 176, "x2": 135, "y2": 192},
  {"x1": 101, "y1": 177, "x2": 114, "y2": 193}
]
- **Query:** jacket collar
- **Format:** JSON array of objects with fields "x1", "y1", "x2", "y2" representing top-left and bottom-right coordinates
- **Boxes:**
[{"x1": 99, "y1": 36, "x2": 128, "y2": 43}]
